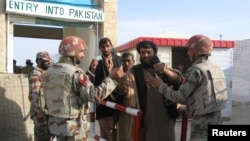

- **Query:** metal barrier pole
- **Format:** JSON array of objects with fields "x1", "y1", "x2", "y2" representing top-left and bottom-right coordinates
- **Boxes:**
[
  {"x1": 89, "y1": 102, "x2": 96, "y2": 134},
  {"x1": 94, "y1": 100, "x2": 142, "y2": 141},
  {"x1": 133, "y1": 110, "x2": 142, "y2": 141},
  {"x1": 89, "y1": 101, "x2": 107, "y2": 141},
  {"x1": 180, "y1": 111, "x2": 188, "y2": 141}
]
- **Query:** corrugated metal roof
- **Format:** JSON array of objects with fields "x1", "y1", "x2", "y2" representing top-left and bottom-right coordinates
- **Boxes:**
[{"x1": 116, "y1": 37, "x2": 235, "y2": 52}]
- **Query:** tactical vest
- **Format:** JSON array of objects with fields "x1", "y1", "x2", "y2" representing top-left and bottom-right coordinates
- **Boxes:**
[
  {"x1": 187, "y1": 60, "x2": 228, "y2": 116},
  {"x1": 44, "y1": 63, "x2": 84, "y2": 119}
]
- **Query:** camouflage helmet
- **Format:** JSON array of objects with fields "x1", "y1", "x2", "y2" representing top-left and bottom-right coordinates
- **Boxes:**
[
  {"x1": 59, "y1": 36, "x2": 87, "y2": 57},
  {"x1": 187, "y1": 34, "x2": 213, "y2": 55},
  {"x1": 36, "y1": 51, "x2": 51, "y2": 61}
]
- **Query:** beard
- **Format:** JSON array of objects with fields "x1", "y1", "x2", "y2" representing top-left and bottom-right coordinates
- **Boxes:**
[
  {"x1": 69, "y1": 57, "x2": 83, "y2": 65},
  {"x1": 40, "y1": 62, "x2": 50, "y2": 70},
  {"x1": 140, "y1": 55, "x2": 158, "y2": 69},
  {"x1": 76, "y1": 58, "x2": 83, "y2": 64}
]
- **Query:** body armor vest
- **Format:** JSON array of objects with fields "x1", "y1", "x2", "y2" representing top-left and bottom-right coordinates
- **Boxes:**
[
  {"x1": 44, "y1": 63, "x2": 84, "y2": 119},
  {"x1": 187, "y1": 60, "x2": 228, "y2": 116}
]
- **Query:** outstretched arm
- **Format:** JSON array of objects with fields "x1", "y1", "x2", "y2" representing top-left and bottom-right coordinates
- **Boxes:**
[
  {"x1": 77, "y1": 66, "x2": 124, "y2": 103},
  {"x1": 154, "y1": 62, "x2": 184, "y2": 89},
  {"x1": 146, "y1": 67, "x2": 202, "y2": 103}
]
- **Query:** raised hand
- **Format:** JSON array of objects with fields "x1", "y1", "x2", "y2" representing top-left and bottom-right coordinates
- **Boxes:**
[
  {"x1": 146, "y1": 75, "x2": 163, "y2": 88},
  {"x1": 109, "y1": 66, "x2": 124, "y2": 81}
]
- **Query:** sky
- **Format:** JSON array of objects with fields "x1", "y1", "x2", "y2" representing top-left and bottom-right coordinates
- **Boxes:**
[
  {"x1": 117, "y1": 0, "x2": 250, "y2": 44},
  {"x1": 14, "y1": 37, "x2": 60, "y2": 66},
  {"x1": 14, "y1": 0, "x2": 250, "y2": 66}
]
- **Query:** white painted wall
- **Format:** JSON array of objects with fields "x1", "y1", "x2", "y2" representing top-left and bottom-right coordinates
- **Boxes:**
[{"x1": 158, "y1": 47, "x2": 172, "y2": 67}]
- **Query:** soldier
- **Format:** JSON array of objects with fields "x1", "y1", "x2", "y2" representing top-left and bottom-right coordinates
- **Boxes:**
[
  {"x1": 147, "y1": 34, "x2": 228, "y2": 141},
  {"x1": 13, "y1": 59, "x2": 21, "y2": 74},
  {"x1": 22, "y1": 59, "x2": 35, "y2": 75},
  {"x1": 42, "y1": 36, "x2": 124, "y2": 141},
  {"x1": 28, "y1": 51, "x2": 52, "y2": 141}
]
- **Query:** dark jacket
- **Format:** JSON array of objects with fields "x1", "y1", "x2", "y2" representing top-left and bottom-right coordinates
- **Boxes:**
[{"x1": 94, "y1": 54, "x2": 122, "y2": 120}]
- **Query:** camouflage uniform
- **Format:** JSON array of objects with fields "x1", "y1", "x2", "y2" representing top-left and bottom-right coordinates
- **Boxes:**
[
  {"x1": 22, "y1": 59, "x2": 35, "y2": 75},
  {"x1": 44, "y1": 57, "x2": 118, "y2": 141},
  {"x1": 43, "y1": 36, "x2": 120, "y2": 141},
  {"x1": 14, "y1": 65, "x2": 22, "y2": 73},
  {"x1": 29, "y1": 52, "x2": 52, "y2": 141},
  {"x1": 22, "y1": 65, "x2": 35, "y2": 74},
  {"x1": 158, "y1": 35, "x2": 228, "y2": 141}
]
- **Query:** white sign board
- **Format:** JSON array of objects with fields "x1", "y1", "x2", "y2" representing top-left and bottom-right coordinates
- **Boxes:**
[{"x1": 6, "y1": 0, "x2": 105, "y2": 22}]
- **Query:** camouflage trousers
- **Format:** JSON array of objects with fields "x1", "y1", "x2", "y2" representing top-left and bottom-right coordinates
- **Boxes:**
[
  {"x1": 33, "y1": 115, "x2": 52, "y2": 141},
  {"x1": 190, "y1": 110, "x2": 222, "y2": 141},
  {"x1": 49, "y1": 116, "x2": 89, "y2": 141}
]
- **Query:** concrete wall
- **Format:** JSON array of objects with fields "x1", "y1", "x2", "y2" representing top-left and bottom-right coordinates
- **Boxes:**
[
  {"x1": 98, "y1": 0, "x2": 118, "y2": 46},
  {"x1": 0, "y1": 0, "x2": 7, "y2": 72},
  {"x1": 0, "y1": 74, "x2": 33, "y2": 141},
  {"x1": 233, "y1": 39, "x2": 250, "y2": 61},
  {"x1": 233, "y1": 40, "x2": 250, "y2": 102}
]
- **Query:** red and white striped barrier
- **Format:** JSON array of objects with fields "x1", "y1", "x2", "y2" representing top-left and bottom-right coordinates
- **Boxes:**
[
  {"x1": 89, "y1": 102, "x2": 96, "y2": 135},
  {"x1": 89, "y1": 100, "x2": 142, "y2": 141},
  {"x1": 89, "y1": 133, "x2": 107, "y2": 141},
  {"x1": 89, "y1": 102, "x2": 107, "y2": 141}
]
